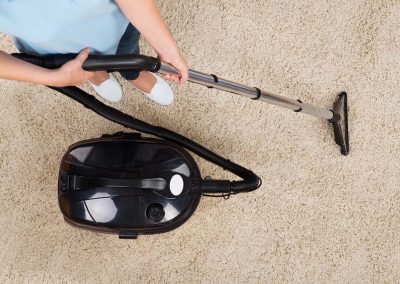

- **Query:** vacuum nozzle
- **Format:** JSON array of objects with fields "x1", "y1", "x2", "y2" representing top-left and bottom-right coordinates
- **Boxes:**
[{"x1": 330, "y1": 92, "x2": 349, "y2": 156}]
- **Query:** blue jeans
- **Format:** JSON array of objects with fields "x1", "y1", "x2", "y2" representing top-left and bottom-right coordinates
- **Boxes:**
[{"x1": 115, "y1": 23, "x2": 141, "y2": 81}]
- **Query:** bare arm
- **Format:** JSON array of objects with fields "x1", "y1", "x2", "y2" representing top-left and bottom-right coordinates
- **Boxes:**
[
  {"x1": 0, "y1": 48, "x2": 94, "y2": 87},
  {"x1": 115, "y1": 0, "x2": 189, "y2": 84},
  {"x1": 0, "y1": 50, "x2": 56, "y2": 85}
]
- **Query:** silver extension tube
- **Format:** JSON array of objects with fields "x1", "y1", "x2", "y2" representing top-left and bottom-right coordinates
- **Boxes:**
[{"x1": 158, "y1": 64, "x2": 334, "y2": 120}]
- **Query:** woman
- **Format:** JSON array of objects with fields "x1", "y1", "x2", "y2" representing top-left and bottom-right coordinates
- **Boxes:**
[{"x1": 0, "y1": 0, "x2": 189, "y2": 105}]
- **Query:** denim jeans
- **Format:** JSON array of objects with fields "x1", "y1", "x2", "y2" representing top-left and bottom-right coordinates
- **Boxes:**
[{"x1": 115, "y1": 23, "x2": 141, "y2": 81}]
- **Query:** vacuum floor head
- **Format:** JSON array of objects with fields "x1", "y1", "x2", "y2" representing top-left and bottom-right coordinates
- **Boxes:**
[{"x1": 330, "y1": 92, "x2": 349, "y2": 156}]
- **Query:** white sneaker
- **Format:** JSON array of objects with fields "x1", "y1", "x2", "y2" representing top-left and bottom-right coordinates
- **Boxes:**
[
  {"x1": 143, "y1": 73, "x2": 174, "y2": 106},
  {"x1": 89, "y1": 74, "x2": 123, "y2": 103}
]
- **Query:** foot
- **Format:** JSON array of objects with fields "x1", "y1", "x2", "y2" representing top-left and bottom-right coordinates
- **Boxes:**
[
  {"x1": 89, "y1": 71, "x2": 123, "y2": 103},
  {"x1": 89, "y1": 71, "x2": 110, "y2": 86},
  {"x1": 129, "y1": 71, "x2": 174, "y2": 106}
]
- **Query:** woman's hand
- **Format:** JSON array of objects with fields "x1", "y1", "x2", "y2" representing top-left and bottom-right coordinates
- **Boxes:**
[
  {"x1": 158, "y1": 49, "x2": 189, "y2": 85},
  {"x1": 50, "y1": 48, "x2": 95, "y2": 87}
]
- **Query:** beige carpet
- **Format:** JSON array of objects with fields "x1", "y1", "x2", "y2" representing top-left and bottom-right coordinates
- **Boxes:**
[{"x1": 1, "y1": 0, "x2": 400, "y2": 282}]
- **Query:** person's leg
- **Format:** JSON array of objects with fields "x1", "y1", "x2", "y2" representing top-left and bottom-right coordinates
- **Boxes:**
[
  {"x1": 92, "y1": 23, "x2": 170, "y2": 93},
  {"x1": 115, "y1": 24, "x2": 174, "y2": 106},
  {"x1": 115, "y1": 24, "x2": 157, "y2": 93},
  {"x1": 89, "y1": 24, "x2": 141, "y2": 86},
  {"x1": 89, "y1": 23, "x2": 156, "y2": 92},
  {"x1": 89, "y1": 71, "x2": 111, "y2": 85},
  {"x1": 116, "y1": 23, "x2": 141, "y2": 80}
]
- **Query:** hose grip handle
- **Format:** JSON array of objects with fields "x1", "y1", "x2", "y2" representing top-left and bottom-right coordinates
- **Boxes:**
[{"x1": 12, "y1": 53, "x2": 161, "y2": 73}]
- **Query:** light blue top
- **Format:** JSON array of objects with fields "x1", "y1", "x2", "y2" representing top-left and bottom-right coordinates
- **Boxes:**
[{"x1": 0, "y1": 0, "x2": 130, "y2": 55}]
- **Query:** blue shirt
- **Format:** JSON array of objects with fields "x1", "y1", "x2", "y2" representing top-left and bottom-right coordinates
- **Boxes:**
[{"x1": 0, "y1": 0, "x2": 129, "y2": 55}]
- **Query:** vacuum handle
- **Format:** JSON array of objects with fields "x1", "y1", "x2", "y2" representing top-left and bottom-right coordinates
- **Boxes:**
[
  {"x1": 66, "y1": 175, "x2": 167, "y2": 192},
  {"x1": 12, "y1": 53, "x2": 161, "y2": 73}
]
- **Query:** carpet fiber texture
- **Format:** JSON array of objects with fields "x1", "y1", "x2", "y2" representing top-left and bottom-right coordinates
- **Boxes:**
[{"x1": 1, "y1": 0, "x2": 400, "y2": 282}]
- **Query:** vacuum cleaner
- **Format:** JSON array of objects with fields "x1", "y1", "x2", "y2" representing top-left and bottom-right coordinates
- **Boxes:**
[{"x1": 11, "y1": 53, "x2": 349, "y2": 239}]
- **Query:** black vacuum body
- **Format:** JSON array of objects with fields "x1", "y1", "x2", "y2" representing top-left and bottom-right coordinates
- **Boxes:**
[{"x1": 58, "y1": 132, "x2": 203, "y2": 238}]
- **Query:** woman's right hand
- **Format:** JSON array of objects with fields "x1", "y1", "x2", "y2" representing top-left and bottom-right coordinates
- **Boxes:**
[
  {"x1": 158, "y1": 49, "x2": 189, "y2": 85},
  {"x1": 50, "y1": 48, "x2": 95, "y2": 87}
]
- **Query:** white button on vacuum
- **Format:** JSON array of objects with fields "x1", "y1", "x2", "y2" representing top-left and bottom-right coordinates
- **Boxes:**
[{"x1": 170, "y1": 174, "x2": 184, "y2": 196}]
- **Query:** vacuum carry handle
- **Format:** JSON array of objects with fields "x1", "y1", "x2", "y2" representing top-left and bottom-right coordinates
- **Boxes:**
[
  {"x1": 12, "y1": 53, "x2": 161, "y2": 73},
  {"x1": 67, "y1": 175, "x2": 167, "y2": 191}
]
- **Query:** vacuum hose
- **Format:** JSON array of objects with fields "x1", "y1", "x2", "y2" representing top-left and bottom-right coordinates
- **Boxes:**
[{"x1": 12, "y1": 53, "x2": 262, "y2": 194}]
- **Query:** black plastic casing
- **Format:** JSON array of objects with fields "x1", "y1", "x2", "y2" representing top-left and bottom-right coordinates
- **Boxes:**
[{"x1": 58, "y1": 133, "x2": 202, "y2": 237}]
